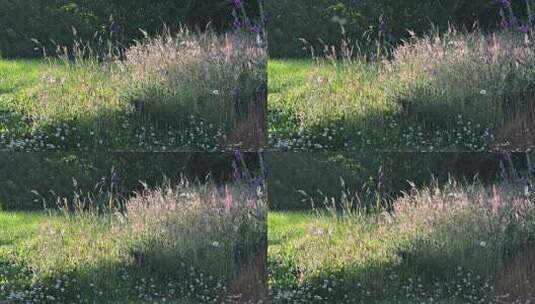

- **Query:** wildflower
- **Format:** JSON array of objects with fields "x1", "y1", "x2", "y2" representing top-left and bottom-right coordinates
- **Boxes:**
[
  {"x1": 378, "y1": 14, "x2": 387, "y2": 36},
  {"x1": 233, "y1": 17, "x2": 242, "y2": 30},
  {"x1": 251, "y1": 25, "x2": 262, "y2": 34},
  {"x1": 480, "y1": 89, "x2": 487, "y2": 95},
  {"x1": 234, "y1": 149, "x2": 242, "y2": 161}
]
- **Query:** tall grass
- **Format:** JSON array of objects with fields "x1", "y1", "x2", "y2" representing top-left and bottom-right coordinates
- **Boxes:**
[
  {"x1": 2, "y1": 178, "x2": 267, "y2": 303},
  {"x1": 117, "y1": 178, "x2": 266, "y2": 283},
  {"x1": 269, "y1": 27, "x2": 535, "y2": 151},
  {"x1": 119, "y1": 27, "x2": 267, "y2": 131},
  {"x1": 385, "y1": 28, "x2": 535, "y2": 129},
  {"x1": 269, "y1": 173, "x2": 535, "y2": 303},
  {"x1": 4, "y1": 27, "x2": 266, "y2": 151}
]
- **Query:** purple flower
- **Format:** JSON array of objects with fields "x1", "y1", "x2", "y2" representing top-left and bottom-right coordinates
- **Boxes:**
[
  {"x1": 521, "y1": 23, "x2": 531, "y2": 33},
  {"x1": 499, "y1": 8, "x2": 507, "y2": 23},
  {"x1": 232, "y1": 0, "x2": 243, "y2": 8},
  {"x1": 500, "y1": 0, "x2": 511, "y2": 7},
  {"x1": 232, "y1": 161, "x2": 241, "y2": 181},
  {"x1": 234, "y1": 149, "x2": 242, "y2": 161},
  {"x1": 262, "y1": 13, "x2": 270, "y2": 25},
  {"x1": 510, "y1": 16, "x2": 518, "y2": 27},
  {"x1": 378, "y1": 14, "x2": 387, "y2": 35},
  {"x1": 111, "y1": 20, "x2": 120, "y2": 35},
  {"x1": 520, "y1": 175, "x2": 531, "y2": 187},
  {"x1": 251, "y1": 25, "x2": 262, "y2": 34},
  {"x1": 233, "y1": 18, "x2": 242, "y2": 29},
  {"x1": 251, "y1": 176, "x2": 264, "y2": 188}
]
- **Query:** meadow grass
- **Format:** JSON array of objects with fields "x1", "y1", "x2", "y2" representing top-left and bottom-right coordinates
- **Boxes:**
[
  {"x1": 268, "y1": 29, "x2": 535, "y2": 152},
  {"x1": 0, "y1": 178, "x2": 267, "y2": 304},
  {"x1": 267, "y1": 60, "x2": 311, "y2": 96},
  {"x1": 268, "y1": 178, "x2": 535, "y2": 303},
  {"x1": 0, "y1": 212, "x2": 47, "y2": 246},
  {"x1": 0, "y1": 60, "x2": 43, "y2": 93},
  {"x1": 0, "y1": 28, "x2": 266, "y2": 152}
]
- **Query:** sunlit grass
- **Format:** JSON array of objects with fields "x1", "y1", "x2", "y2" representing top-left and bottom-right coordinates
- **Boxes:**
[
  {"x1": 0, "y1": 178, "x2": 267, "y2": 303},
  {"x1": 268, "y1": 179, "x2": 535, "y2": 303},
  {"x1": 0, "y1": 211, "x2": 47, "y2": 246},
  {"x1": 0, "y1": 29, "x2": 267, "y2": 151},
  {"x1": 268, "y1": 29, "x2": 535, "y2": 151}
]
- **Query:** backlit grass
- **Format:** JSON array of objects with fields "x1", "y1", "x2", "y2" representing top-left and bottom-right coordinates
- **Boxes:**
[
  {"x1": 268, "y1": 29, "x2": 535, "y2": 152},
  {"x1": 268, "y1": 178, "x2": 535, "y2": 303},
  {"x1": 0, "y1": 178, "x2": 267, "y2": 304},
  {"x1": 0, "y1": 29, "x2": 267, "y2": 152}
]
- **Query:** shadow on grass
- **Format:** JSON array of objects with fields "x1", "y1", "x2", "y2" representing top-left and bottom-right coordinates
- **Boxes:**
[
  {"x1": 269, "y1": 224, "x2": 535, "y2": 303},
  {"x1": 494, "y1": 245, "x2": 535, "y2": 303},
  {"x1": 269, "y1": 89, "x2": 535, "y2": 152},
  {"x1": 0, "y1": 83, "x2": 267, "y2": 151},
  {"x1": 0, "y1": 239, "x2": 267, "y2": 303}
]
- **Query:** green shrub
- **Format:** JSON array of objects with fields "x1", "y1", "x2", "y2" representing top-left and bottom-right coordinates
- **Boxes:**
[
  {"x1": 268, "y1": 28, "x2": 535, "y2": 151},
  {"x1": 3, "y1": 27, "x2": 266, "y2": 151}
]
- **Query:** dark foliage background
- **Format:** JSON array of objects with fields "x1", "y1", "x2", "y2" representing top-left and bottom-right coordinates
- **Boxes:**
[
  {"x1": 266, "y1": 0, "x2": 527, "y2": 58},
  {"x1": 0, "y1": 0, "x2": 261, "y2": 58},
  {"x1": 0, "y1": 152, "x2": 262, "y2": 210},
  {"x1": 267, "y1": 152, "x2": 533, "y2": 211}
]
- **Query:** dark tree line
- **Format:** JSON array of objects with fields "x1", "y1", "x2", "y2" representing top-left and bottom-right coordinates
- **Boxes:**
[
  {"x1": 0, "y1": 0, "x2": 261, "y2": 58},
  {"x1": 0, "y1": 152, "x2": 263, "y2": 210},
  {"x1": 267, "y1": 0, "x2": 529, "y2": 58}
]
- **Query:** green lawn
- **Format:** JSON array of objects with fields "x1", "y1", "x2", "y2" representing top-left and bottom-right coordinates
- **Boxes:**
[
  {"x1": 0, "y1": 212, "x2": 45, "y2": 244},
  {"x1": 268, "y1": 211, "x2": 312, "y2": 256},
  {"x1": 0, "y1": 60, "x2": 43, "y2": 93},
  {"x1": 268, "y1": 59, "x2": 312, "y2": 96}
]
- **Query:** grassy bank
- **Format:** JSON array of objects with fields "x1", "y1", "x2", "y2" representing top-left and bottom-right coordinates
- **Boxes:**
[
  {"x1": 268, "y1": 29, "x2": 535, "y2": 152},
  {"x1": 268, "y1": 178, "x2": 535, "y2": 303},
  {"x1": 0, "y1": 29, "x2": 266, "y2": 152},
  {"x1": 0, "y1": 179, "x2": 267, "y2": 304}
]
